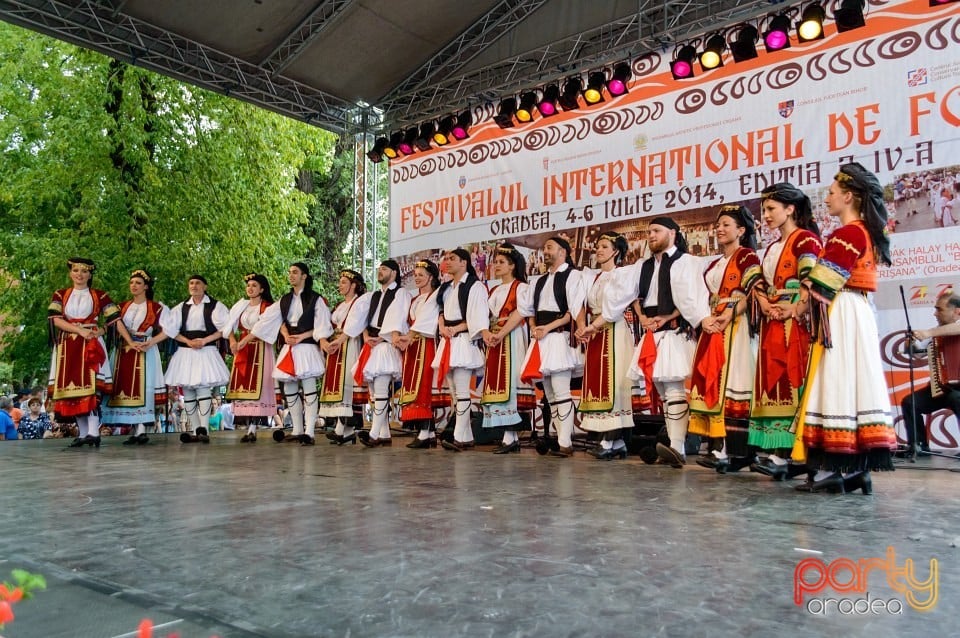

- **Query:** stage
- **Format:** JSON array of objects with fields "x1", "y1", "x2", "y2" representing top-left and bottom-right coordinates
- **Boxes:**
[{"x1": 1, "y1": 431, "x2": 957, "y2": 638}]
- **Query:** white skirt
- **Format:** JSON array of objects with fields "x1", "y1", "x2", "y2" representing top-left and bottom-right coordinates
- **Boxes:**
[
  {"x1": 628, "y1": 329, "x2": 695, "y2": 382},
  {"x1": 164, "y1": 346, "x2": 229, "y2": 389},
  {"x1": 433, "y1": 334, "x2": 485, "y2": 371},
  {"x1": 521, "y1": 332, "x2": 583, "y2": 377},
  {"x1": 273, "y1": 342, "x2": 326, "y2": 382},
  {"x1": 359, "y1": 341, "x2": 401, "y2": 381}
]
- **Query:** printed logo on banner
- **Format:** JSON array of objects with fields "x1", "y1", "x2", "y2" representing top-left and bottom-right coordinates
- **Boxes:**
[
  {"x1": 908, "y1": 68, "x2": 928, "y2": 87},
  {"x1": 543, "y1": 157, "x2": 550, "y2": 171},
  {"x1": 633, "y1": 134, "x2": 648, "y2": 151},
  {"x1": 778, "y1": 100, "x2": 794, "y2": 118},
  {"x1": 458, "y1": 176, "x2": 466, "y2": 189},
  {"x1": 910, "y1": 283, "x2": 953, "y2": 304}
]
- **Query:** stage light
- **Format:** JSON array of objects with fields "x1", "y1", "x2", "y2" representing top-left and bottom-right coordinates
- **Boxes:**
[
  {"x1": 515, "y1": 91, "x2": 538, "y2": 122},
  {"x1": 433, "y1": 116, "x2": 454, "y2": 146},
  {"x1": 583, "y1": 71, "x2": 606, "y2": 104},
  {"x1": 538, "y1": 84, "x2": 559, "y2": 116},
  {"x1": 494, "y1": 97, "x2": 517, "y2": 128},
  {"x1": 729, "y1": 24, "x2": 759, "y2": 62},
  {"x1": 367, "y1": 137, "x2": 388, "y2": 163},
  {"x1": 398, "y1": 127, "x2": 417, "y2": 155},
  {"x1": 835, "y1": 0, "x2": 866, "y2": 32},
  {"x1": 797, "y1": 3, "x2": 826, "y2": 41},
  {"x1": 929, "y1": 0, "x2": 959, "y2": 5},
  {"x1": 699, "y1": 34, "x2": 726, "y2": 71},
  {"x1": 606, "y1": 62, "x2": 632, "y2": 96},
  {"x1": 671, "y1": 44, "x2": 697, "y2": 79},
  {"x1": 452, "y1": 110, "x2": 472, "y2": 139},
  {"x1": 415, "y1": 123, "x2": 435, "y2": 151},
  {"x1": 558, "y1": 77, "x2": 582, "y2": 110},
  {"x1": 383, "y1": 131, "x2": 403, "y2": 159},
  {"x1": 764, "y1": 14, "x2": 792, "y2": 52}
]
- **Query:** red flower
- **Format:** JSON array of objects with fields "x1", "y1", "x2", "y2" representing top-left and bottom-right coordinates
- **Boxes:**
[
  {"x1": 0, "y1": 585, "x2": 23, "y2": 603},
  {"x1": 0, "y1": 600, "x2": 14, "y2": 625}
]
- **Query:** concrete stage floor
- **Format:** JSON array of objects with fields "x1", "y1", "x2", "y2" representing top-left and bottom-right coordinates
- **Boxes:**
[{"x1": 0, "y1": 430, "x2": 957, "y2": 638}]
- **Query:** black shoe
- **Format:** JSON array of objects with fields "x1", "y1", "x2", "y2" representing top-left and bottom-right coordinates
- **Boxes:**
[
  {"x1": 240, "y1": 433, "x2": 251, "y2": 443},
  {"x1": 122, "y1": 435, "x2": 140, "y2": 446},
  {"x1": 751, "y1": 458, "x2": 788, "y2": 480},
  {"x1": 407, "y1": 437, "x2": 437, "y2": 449},
  {"x1": 68, "y1": 437, "x2": 86, "y2": 448},
  {"x1": 809, "y1": 472, "x2": 844, "y2": 494},
  {"x1": 338, "y1": 433, "x2": 357, "y2": 446},
  {"x1": 492, "y1": 440, "x2": 521, "y2": 454},
  {"x1": 325, "y1": 431, "x2": 341, "y2": 443},
  {"x1": 696, "y1": 454, "x2": 729, "y2": 473},
  {"x1": 196, "y1": 427, "x2": 210, "y2": 444},
  {"x1": 725, "y1": 455, "x2": 755, "y2": 473},
  {"x1": 84, "y1": 435, "x2": 101, "y2": 448},
  {"x1": 785, "y1": 463, "x2": 809, "y2": 480},
  {"x1": 273, "y1": 429, "x2": 287, "y2": 442},
  {"x1": 638, "y1": 446, "x2": 659, "y2": 464},
  {"x1": 136, "y1": 433, "x2": 149, "y2": 445},
  {"x1": 180, "y1": 432, "x2": 198, "y2": 443},
  {"x1": 299, "y1": 434, "x2": 315, "y2": 446},
  {"x1": 842, "y1": 471, "x2": 873, "y2": 495},
  {"x1": 656, "y1": 443, "x2": 685, "y2": 468}
]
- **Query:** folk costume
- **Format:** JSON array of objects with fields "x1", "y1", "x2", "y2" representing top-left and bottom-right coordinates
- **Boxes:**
[
  {"x1": 400, "y1": 261, "x2": 445, "y2": 448},
  {"x1": 48, "y1": 258, "x2": 121, "y2": 446},
  {"x1": 481, "y1": 279, "x2": 534, "y2": 434},
  {"x1": 162, "y1": 280, "x2": 230, "y2": 442},
  {"x1": 319, "y1": 269, "x2": 371, "y2": 445}
]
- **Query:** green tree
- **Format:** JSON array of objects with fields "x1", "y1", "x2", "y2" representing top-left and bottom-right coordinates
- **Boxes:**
[{"x1": 0, "y1": 23, "x2": 345, "y2": 381}]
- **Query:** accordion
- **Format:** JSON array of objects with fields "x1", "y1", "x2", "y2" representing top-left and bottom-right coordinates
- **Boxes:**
[{"x1": 928, "y1": 335, "x2": 960, "y2": 398}]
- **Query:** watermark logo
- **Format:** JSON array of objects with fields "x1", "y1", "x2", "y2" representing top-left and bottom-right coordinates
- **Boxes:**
[
  {"x1": 908, "y1": 68, "x2": 928, "y2": 87},
  {"x1": 794, "y1": 546, "x2": 938, "y2": 615},
  {"x1": 778, "y1": 100, "x2": 794, "y2": 118}
]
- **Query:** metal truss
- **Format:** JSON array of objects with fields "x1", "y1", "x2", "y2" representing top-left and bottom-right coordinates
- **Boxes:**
[
  {"x1": 0, "y1": 0, "x2": 357, "y2": 132},
  {"x1": 258, "y1": 0, "x2": 352, "y2": 77},
  {"x1": 381, "y1": 0, "x2": 779, "y2": 130},
  {"x1": 351, "y1": 109, "x2": 381, "y2": 278}
]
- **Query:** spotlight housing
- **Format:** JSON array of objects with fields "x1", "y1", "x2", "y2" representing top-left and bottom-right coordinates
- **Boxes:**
[
  {"x1": 583, "y1": 71, "x2": 606, "y2": 104},
  {"x1": 367, "y1": 137, "x2": 388, "y2": 163},
  {"x1": 434, "y1": 116, "x2": 454, "y2": 146},
  {"x1": 764, "y1": 14, "x2": 792, "y2": 52},
  {"x1": 398, "y1": 127, "x2": 417, "y2": 155},
  {"x1": 538, "y1": 84, "x2": 560, "y2": 116},
  {"x1": 415, "y1": 123, "x2": 435, "y2": 151},
  {"x1": 671, "y1": 44, "x2": 698, "y2": 79},
  {"x1": 797, "y1": 3, "x2": 826, "y2": 42},
  {"x1": 558, "y1": 77, "x2": 582, "y2": 110},
  {"x1": 606, "y1": 62, "x2": 632, "y2": 96},
  {"x1": 516, "y1": 91, "x2": 538, "y2": 122},
  {"x1": 729, "y1": 24, "x2": 759, "y2": 62},
  {"x1": 699, "y1": 33, "x2": 726, "y2": 70},
  {"x1": 494, "y1": 98, "x2": 517, "y2": 129},
  {"x1": 835, "y1": 0, "x2": 866, "y2": 32},
  {"x1": 452, "y1": 110, "x2": 472, "y2": 140},
  {"x1": 383, "y1": 131, "x2": 403, "y2": 159}
]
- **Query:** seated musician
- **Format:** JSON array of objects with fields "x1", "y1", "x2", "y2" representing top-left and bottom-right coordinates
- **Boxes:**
[{"x1": 902, "y1": 290, "x2": 960, "y2": 456}]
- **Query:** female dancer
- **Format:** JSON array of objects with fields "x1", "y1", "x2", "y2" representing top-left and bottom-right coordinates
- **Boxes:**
[
  {"x1": 162, "y1": 275, "x2": 231, "y2": 443},
  {"x1": 227, "y1": 273, "x2": 277, "y2": 443},
  {"x1": 796, "y1": 163, "x2": 897, "y2": 494},
  {"x1": 48, "y1": 257, "x2": 121, "y2": 448},
  {"x1": 747, "y1": 184, "x2": 822, "y2": 480},
  {"x1": 394, "y1": 260, "x2": 443, "y2": 448},
  {"x1": 102, "y1": 269, "x2": 169, "y2": 445},
  {"x1": 576, "y1": 233, "x2": 636, "y2": 460},
  {"x1": 319, "y1": 269, "x2": 370, "y2": 445},
  {"x1": 481, "y1": 244, "x2": 534, "y2": 454},
  {"x1": 689, "y1": 205, "x2": 762, "y2": 472}
]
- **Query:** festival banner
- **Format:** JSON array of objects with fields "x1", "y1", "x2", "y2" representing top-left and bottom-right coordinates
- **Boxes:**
[{"x1": 389, "y1": 0, "x2": 960, "y2": 449}]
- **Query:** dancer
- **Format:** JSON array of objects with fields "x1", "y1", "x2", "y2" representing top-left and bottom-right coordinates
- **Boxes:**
[
  {"x1": 395, "y1": 260, "x2": 443, "y2": 449},
  {"x1": 518, "y1": 237, "x2": 585, "y2": 458},
  {"x1": 747, "y1": 184, "x2": 823, "y2": 479},
  {"x1": 627, "y1": 219, "x2": 710, "y2": 468},
  {"x1": 252, "y1": 263, "x2": 332, "y2": 445},
  {"x1": 689, "y1": 205, "x2": 762, "y2": 472},
  {"x1": 481, "y1": 244, "x2": 534, "y2": 454},
  {"x1": 102, "y1": 269, "x2": 169, "y2": 445},
  {"x1": 796, "y1": 163, "x2": 897, "y2": 495},
  {"x1": 355, "y1": 259, "x2": 411, "y2": 447},
  {"x1": 576, "y1": 233, "x2": 636, "y2": 460},
  {"x1": 435, "y1": 248, "x2": 488, "y2": 452},
  {"x1": 319, "y1": 269, "x2": 370, "y2": 446},
  {"x1": 226, "y1": 273, "x2": 278, "y2": 443},
  {"x1": 162, "y1": 275, "x2": 231, "y2": 444},
  {"x1": 48, "y1": 257, "x2": 121, "y2": 448}
]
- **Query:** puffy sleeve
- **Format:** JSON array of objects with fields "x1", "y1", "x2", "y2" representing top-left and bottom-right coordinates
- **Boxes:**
[
  {"x1": 342, "y1": 293, "x2": 372, "y2": 338},
  {"x1": 225, "y1": 298, "x2": 249, "y2": 335},
  {"x1": 311, "y1": 296, "x2": 334, "y2": 341},
  {"x1": 212, "y1": 301, "x2": 231, "y2": 332},
  {"x1": 160, "y1": 302, "x2": 184, "y2": 339},
  {"x1": 517, "y1": 276, "x2": 538, "y2": 318},
  {"x1": 98, "y1": 290, "x2": 121, "y2": 325},
  {"x1": 250, "y1": 300, "x2": 283, "y2": 344},
  {"x1": 671, "y1": 254, "x2": 710, "y2": 329},
  {"x1": 466, "y1": 281, "x2": 490, "y2": 339},
  {"x1": 807, "y1": 223, "x2": 868, "y2": 303},
  {"x1": 793, "y1": 230, "x2": 823, "y2": 282},
  {"x1": 601, "y1": 266, "x2": 636, "y2": 322},
  {"x1": 565, "y1": 269, "x2": 586, "y2": 318},
  {"x1": 379, "y1": 288, "x2": 412, "y2": 337},
  {"x1": 154, "y1": 302, "x2": 171, "y2": 336},
  {"x1": 411, "y1": 289, "x2": 441, "y2": 336}
]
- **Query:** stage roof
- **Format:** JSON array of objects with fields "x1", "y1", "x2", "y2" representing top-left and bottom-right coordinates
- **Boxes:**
[{"x1": 0, "y1": 0, "x2": 779, "y2": 134}]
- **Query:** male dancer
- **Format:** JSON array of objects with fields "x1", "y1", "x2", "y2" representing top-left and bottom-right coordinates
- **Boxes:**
[
  {"x1": 356, "y1": 259, "x2": 411, "y2": 447},
  {"x1": 629, "y1": 218, "x2": 709, "y2": 468},
  {"x1": 252, "y1": 263, "x2": 332, "y2": 445},
  {"x1": 518, "y1": 236, "x2": 585, "y2": 457},
  {"x1": 435, "y1": 248, "x2": 488, "y2": 451}
]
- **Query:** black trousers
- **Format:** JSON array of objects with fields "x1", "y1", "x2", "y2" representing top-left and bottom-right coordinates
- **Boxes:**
[{"x1": 900, "y1": 384, "x2": 960, "y2": 447}]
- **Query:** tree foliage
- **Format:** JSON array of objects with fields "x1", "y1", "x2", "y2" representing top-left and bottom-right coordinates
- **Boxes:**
[{"x1": 0, "y1": 24, "x2": 349, "y2": 384}]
